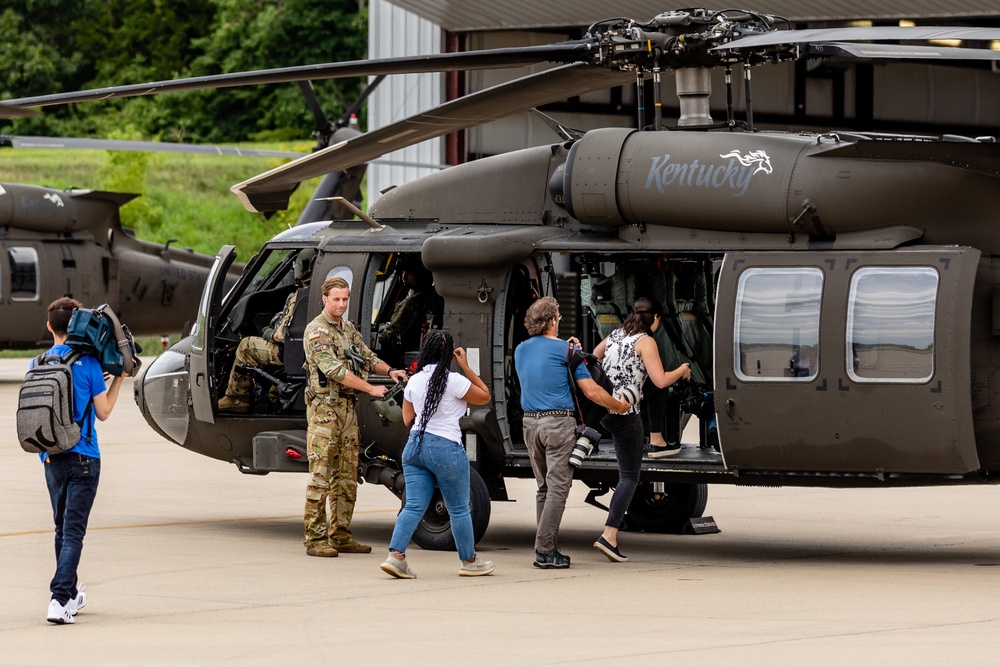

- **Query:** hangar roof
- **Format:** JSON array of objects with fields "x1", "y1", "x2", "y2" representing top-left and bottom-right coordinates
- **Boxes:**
[{"x1": 389, "y1": 1, "x2": 1000, "y2": 32}]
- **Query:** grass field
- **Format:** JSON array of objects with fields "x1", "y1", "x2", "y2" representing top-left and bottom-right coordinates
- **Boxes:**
[{"x1": 0, "y1": 143, "x2": 321, "y2": 256}]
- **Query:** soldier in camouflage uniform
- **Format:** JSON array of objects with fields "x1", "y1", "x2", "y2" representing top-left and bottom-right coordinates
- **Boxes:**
[
  {"x1": 219, "y1": 249, "x2": 315, "y2": 413},
  {"x1": 217, "y1": 290, "x2": 300, "y2": 413},
  {"x1": 303, "y1": 276, "x2": 408, "y2": 557}
]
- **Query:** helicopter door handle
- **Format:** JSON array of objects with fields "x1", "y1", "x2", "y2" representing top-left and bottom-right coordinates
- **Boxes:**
[
  {"x1": 725, "y1": 398, "x2": 735, "y2": 419},
  {"x1": 477, "y1": 280, "x2": 493, "y2": 304}
]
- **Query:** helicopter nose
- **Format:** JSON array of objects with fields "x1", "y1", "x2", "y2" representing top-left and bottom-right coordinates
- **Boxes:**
[{"x1": 135, "y1": 347, "x2": 190, "y2": 445}]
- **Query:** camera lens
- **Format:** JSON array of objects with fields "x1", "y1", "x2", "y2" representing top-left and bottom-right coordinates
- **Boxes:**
[{"x1": 568, "y1": 437, "x2": 594, "y2": 468}]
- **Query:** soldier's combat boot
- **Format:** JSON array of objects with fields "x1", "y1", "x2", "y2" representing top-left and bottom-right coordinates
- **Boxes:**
[
  {"x1": 218, "y1": 395, "x2": 251, "y2": 413},
  {"x1": 333, "y1": 539, "x2": 372, "y2": 554},
  {"x1": 305, "y1": 543, "x2": 339, "y2": 558}
]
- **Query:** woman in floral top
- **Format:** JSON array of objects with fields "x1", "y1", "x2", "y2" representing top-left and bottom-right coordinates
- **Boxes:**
[{"x1": 592, "y1": 296, "x2": 691, "y2": 562}]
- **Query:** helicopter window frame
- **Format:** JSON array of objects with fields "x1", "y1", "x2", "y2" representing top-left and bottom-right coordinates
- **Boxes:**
[
  {"x1": 846, "y1": 266, "x2": 938, "y2": 384},
  {"x1": 733, "y1": 267, "x2": 824, "y2": 383},
  {"x1": 8, "y1": 246, "x2": 39, "y2": 302}
]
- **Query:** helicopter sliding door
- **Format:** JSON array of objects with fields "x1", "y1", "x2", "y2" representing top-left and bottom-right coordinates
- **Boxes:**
[
  {"x1": 188, "y1": 245, "x2": 237, "y2": 424},
  {"x1": 715, "y1": 247, "x2": 980, "y2": 474}
]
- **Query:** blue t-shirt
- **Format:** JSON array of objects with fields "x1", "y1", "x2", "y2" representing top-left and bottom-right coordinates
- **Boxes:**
[
  {"x1": 514, "y1": 336, "x2": 592, "y2": 412},
  {"x1": 33, "y1": 344, "x2": 107, "y2": 461}
]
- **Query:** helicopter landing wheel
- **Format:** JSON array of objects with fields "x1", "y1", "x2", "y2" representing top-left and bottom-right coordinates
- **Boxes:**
[
  {"x1": 625, "y1": 482, "x2": 708, "y2": 534},
  {"x1": 405, "y1": 467, "x2": 491, "y2": 551}
]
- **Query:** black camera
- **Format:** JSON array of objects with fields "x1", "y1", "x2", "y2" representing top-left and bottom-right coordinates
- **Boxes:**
[
  {"x1": 673, "y1": 379, "x2": 714, "y2": 421},
  {"x1": 569, "y1": 424, "x2": 601, "y2": 468}
]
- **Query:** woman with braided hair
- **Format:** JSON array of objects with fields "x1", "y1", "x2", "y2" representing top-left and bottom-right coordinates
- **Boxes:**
[{"x1": 380, "y1": 330, "x2": 494, "y2": 579}]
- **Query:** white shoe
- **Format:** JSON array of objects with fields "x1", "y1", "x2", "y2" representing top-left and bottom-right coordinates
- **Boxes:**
[
  {"x1": 66, "y1": 588, "x2": 88, "y2": 616},
  {"x1": 46, "y1": 599, "x2": 74, "y2": 625},
  {"x1": 459, "y1": 556, "x2": 495, "y2": 577},
  {"x1": 380, "y1": 554, "x2": 417, "y2": 579}
]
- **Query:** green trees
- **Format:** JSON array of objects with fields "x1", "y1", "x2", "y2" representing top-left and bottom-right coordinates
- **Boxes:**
[{"x1": 0, "y1": 0, "x2": 368, "y2": 142}]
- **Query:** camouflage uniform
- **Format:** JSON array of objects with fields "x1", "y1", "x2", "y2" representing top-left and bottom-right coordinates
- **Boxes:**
[
  {"x1": 302, "y1": 310, "x2": 385, "y2": 548},
  {"x1": 377, "y1": 289, "x2": 428, "y2": 349},
  {"x1": 224, "y1": 291, "x2": 298, "y2": 400}
]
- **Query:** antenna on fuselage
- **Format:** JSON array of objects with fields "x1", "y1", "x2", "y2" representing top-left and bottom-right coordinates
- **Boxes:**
[{"x1": 315, "y1": 196, "x2": 384, "y2": 232}]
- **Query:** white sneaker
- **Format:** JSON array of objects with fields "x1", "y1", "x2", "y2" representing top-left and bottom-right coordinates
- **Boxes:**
[
  {"x1": 380, "y1": 554, "x2": 417, "y2": 579},
  {"x1": 46, "y1": 599, "x2": 74, "y2": 625},
  {"x1": 459, "y1": 556, "x2": 495, "y2": 577},
  {"x1": 66, "y1": 588, "x2": 88, "y2": 616}
]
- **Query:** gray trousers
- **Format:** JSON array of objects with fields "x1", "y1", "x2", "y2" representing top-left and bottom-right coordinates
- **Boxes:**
[{"x1": 523, "y1": 414, "x2": 576, "y2": 554}]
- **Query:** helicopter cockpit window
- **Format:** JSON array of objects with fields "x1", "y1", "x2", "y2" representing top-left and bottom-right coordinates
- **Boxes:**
[
  {"x1": 734, "y1": 268, "x2": 823, "y2": 382},
  {"x1": 222, "y1": 248, "x2": 304, "y2": 338},
  {"x1": 847, "y1": 267, "x2": 938, "y2": 383},
  {"x1": 8, "y1": 247, "x2": 39, "y2": 302},
  {"x1": 249, "y1": 249, "x2": 296, "y2": 291}
]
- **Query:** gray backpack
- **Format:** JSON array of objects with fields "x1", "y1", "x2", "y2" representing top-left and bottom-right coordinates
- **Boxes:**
[{"x1": 17, "y1": 351, "x2": 91, "y2": 454}]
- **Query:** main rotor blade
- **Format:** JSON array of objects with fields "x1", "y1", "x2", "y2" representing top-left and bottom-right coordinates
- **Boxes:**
[
  {"x1": 807, "y1": 42, "x2": 1000, "y2": 60},
  {"x1": 0, "y1": 103, "x2": 39, "y2": 118},
  {"x1": 715, "y1": 25, "x2": 1000, "y2": 51},
  {"x1": 3, "y1": 42, "x2": 594, "y2": 111},
  {"x1": 232, "y1": 63, "x2": 633, "y2": 213},
  {"x1": 0, "y1": 135, "x2": 303, "y2": 157}
]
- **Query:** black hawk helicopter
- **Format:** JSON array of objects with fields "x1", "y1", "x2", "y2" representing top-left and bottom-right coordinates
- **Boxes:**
[
  {"x1": 7, "y1": 8, "x2": 1000, "y2": 548},
  {"x1": 0, "y1": 73, "x2": 381, "y2": 349},
  {"x1": 0, "y1": 136, "x2": 307, "y2": 348}
]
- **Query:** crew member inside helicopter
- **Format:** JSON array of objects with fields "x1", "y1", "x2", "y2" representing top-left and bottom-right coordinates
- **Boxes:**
[
  {"x1": 218, "y1": 249, "x2": 315, "y2": 413},
  {"x1": 376, "y1": 256, "x2": 439, "y2": 366}
]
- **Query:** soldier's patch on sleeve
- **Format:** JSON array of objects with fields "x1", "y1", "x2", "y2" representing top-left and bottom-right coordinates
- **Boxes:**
[{"x1": 308, "y1": 330, "x2": 322, "y2": 340}]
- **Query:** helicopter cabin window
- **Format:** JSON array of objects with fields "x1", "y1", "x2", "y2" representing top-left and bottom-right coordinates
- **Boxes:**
[
  {"x1": 8, "y1": 247, "x2": 39, "y2": 302},
  {"x1": 734, "y1": 267, "x2": 823, "y2": 382},
  {"x1": 846, "y1": 267, "x2": 938, "y2": 383}
]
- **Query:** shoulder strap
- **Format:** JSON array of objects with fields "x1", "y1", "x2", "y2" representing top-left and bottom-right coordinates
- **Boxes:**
[
  {"x1": 60, "y1": 349, "x2": 84, "y2": 366},
  {"x1": 565, "y1": 344, "x2": 585, "y2": 426},
  {"x1": 61, "y1": 349, "x2": 93, "y2": 431},
  {"x1": 95, "y1": 303, "x2": 135, "y2": 376}
]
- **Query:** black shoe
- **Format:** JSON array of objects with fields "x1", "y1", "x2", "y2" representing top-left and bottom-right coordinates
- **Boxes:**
[
  {"x1": 707, "y1": 428, "x2": 720, "y2": 451},
  {"x1": 648, "y1": 442, "x2": 682, "y2": 458},
  {"x1": 594, "y1": 536, "x2": 628, "y2": 562},
  {"x1": 534, "y1": 550, "x2": 571, "y2": 569}
]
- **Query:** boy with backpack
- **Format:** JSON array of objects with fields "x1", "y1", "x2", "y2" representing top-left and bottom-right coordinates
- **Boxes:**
[{"x1": 34, "y1": 297, "x2": 125, "y2": 624}]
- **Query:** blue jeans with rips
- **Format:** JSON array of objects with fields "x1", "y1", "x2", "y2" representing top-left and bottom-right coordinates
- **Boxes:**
[
  {"x1": 389, "y1": 431, "x2": 475, "y2": 561},
  {"x1": 44, "y1": 453, "x2": 101, "y2": 605}
]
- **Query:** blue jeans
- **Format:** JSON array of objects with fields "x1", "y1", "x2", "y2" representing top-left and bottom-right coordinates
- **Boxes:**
[
  {"x1": 44, "y1": 453, "x2": 101, "y2": 605},
  {"x1": 601, "y1": 413, "x2": 644, "y2": 530},
  {"x1": 389, "y1": 432, "x2": 475, "y2": 561}
]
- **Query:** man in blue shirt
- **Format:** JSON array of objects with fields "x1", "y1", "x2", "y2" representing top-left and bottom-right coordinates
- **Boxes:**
[
  {"x1": 514, "y1": 296, "x2": 627, "y2": 569},
  {"x1": 38, "y1": 297, "x2": 126, "y2": 624}
]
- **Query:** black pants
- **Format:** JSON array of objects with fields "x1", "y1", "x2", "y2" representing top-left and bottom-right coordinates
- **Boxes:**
[{"x1": 643, "y1": 381, "x2": 680, "y2": 443}]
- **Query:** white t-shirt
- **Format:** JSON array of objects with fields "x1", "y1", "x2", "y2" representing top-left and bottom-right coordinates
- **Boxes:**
[{"x1": 403, "y1": 364, "x2": 473, "y2": 443}]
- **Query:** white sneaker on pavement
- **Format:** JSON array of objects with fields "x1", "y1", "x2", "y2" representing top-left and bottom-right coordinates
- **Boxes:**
[
  {"x1": 66, "y1": 588, "x2": 88, "y2": 616},
  {"x1": 46, "y1": 599, "x2": 74, "y2": 625},
  {"x1": 380, "y1": 554, "x2": 417, "y2": 579},
  {"x1": 459, "y1": 557, "x2": 495, "y2": 577}
]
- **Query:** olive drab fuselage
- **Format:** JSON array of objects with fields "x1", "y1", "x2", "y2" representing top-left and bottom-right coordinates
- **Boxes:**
[{"x1": 134, "y1": 127, "x2": 1000, "y2": 540}]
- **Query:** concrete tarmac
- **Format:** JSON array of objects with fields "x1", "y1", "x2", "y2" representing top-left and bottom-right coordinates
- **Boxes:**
[{"x1": 2, "y1": 358, "x2": 1000, "y2": 665}]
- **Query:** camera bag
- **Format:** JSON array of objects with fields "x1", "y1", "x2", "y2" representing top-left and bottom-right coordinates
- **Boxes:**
[{"x1": 66, "y1": 303, "x2": 143, "y2": 377}]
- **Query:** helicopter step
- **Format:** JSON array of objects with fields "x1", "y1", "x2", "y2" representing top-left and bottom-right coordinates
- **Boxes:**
[{"x1": 503, "y1": 440, "x2": 729, "y2": 476}]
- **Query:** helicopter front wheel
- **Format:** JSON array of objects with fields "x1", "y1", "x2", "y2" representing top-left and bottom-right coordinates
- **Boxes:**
[{"x1": 403, "y1": 466, "x2": 492, "y2": 551}]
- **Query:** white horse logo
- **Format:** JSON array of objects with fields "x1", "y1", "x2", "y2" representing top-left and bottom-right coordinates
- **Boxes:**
[
  {"x1": 719, "y1": 149, "x2": 773, "y2": 175},
  {"x1": 43, "y1": 192, "x2": 65, "y2": 207}
]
